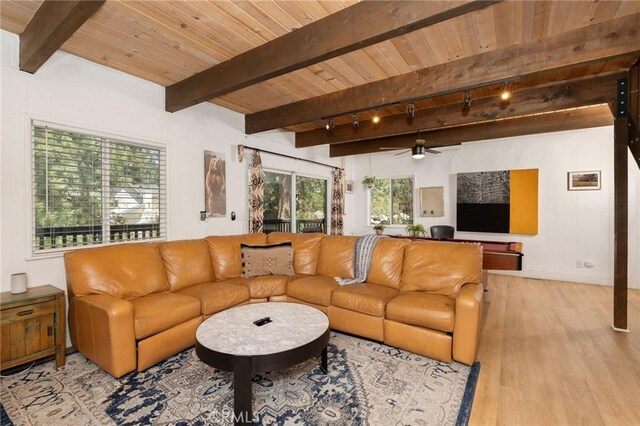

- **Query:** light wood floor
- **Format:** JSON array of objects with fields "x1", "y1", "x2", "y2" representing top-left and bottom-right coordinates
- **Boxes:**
[{"x1": 470, "y1": 275, "x2": 640, "y2": 426}]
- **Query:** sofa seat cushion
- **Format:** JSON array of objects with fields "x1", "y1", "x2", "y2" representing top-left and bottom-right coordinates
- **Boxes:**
[
  {"x1": 386, "y1": 292, "x2": 455, "y2": 333},
  {"x1": 131, "y1": 292, "x2": 201, "y2": 339},
  {"x1": 175, "y1": 282, "x2": 250, "y2": 315},
  {"x1": 225, "y1": 275, "x2": 289, "y2": 299},
  {"x1": 332, "y1": 283, "x2": 399, "y2": 317},
  {"x1": 287, "y1": 275, "x2": 339, "y2": 307}
]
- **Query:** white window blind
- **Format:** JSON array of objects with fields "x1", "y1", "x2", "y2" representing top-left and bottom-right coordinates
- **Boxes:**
[{"x1": 32, "y1": 123, "x2": 166, "y2": 253}]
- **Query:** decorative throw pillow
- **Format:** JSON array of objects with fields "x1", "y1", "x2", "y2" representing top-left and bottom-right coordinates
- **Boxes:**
[{"x1": 241, "y1": 242, "x2": 294, "y2": 278}]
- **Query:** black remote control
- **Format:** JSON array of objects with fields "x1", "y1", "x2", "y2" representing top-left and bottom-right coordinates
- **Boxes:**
[{"x1": 253, "y1": 317, "x2": 272, "y2": 326}]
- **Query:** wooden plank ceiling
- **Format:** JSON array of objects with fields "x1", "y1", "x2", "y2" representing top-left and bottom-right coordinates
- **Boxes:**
[{"x1": 1, "y1": 1, "x2": 639, "y2": 156}]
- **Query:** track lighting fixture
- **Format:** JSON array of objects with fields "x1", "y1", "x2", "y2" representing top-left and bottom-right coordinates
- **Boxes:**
[
  {"x1": 372, "y1": 110, "x2": 381, "y2": 124},
  {"x1": 500, "y1": 82, "x2": 511, "y2": 101},
  {"x1": 325, "y1": 119, "x2": 335, "y2": 131},
  {"x1": 406, "y1": 104, "x2": 415, "y2": 119},
  {"x1": 462, "y1": 90, "x2": 472, "y2": 110},
  {"x1": 411, "y1": 145, "x2": 426, "y2": 159},
  {"x1": 352, "y1": 113, "x2": 359, "y2": 128}
]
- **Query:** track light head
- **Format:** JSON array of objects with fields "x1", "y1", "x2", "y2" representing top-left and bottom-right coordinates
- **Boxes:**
[
  {"x1": 406, "y1": 104, "x2": 415, "y2": 119},
  {"x1": 325, "y1": 119, "x2": 335, "y2": 131},
  {"x1": 500, "y1": 82, "x2": 511, "y2": 101},
  {"x1": 372, "y1": 110, "x2": 381, "y2": 124},
  {"x1": 462, "y1": 90, "x2": 472, "y2": 110},
  {"x1": 352, "y1": 113, "x2": 359, "y2": 128},
  {"x1": 411, "y1": 145, "x2": 426, "y2": 159}
]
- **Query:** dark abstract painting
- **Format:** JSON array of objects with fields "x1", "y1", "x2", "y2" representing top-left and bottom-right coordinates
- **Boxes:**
[{"x1": 456, "y1": 169, "x2": 538, "y2": 234}]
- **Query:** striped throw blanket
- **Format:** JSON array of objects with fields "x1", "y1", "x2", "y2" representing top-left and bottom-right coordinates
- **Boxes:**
[{"x1": 335, "y1": 234, "x2": 386, "y2": 286}]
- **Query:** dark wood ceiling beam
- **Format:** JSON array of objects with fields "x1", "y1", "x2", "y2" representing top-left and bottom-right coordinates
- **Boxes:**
[
  {"x1": 19, "y1": 0, "x2": 105, "y2": 73},
  {"x1": 297, "y1": 73, "x2": 622, "y2": 147},
  {"x1": 329, "y1": 105, "x2": 613, "y2": 157},
  {"x1": 165, "y1": 0, "x2": 500, "y2": 113},
  {"x1": 247, "y1": 13, "x2": 640, "y2": 134}
]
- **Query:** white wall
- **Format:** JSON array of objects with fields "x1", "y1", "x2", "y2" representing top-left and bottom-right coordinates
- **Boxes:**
[
  {"x1": 2, "y1": 27, "x2": 638, "y2": 296},
  {"x1": 347, "y1": 126, "x2": 640, "y2": 288},
  {"x1": 0, "y1": 30, "x2": 338, "y2": 293}
]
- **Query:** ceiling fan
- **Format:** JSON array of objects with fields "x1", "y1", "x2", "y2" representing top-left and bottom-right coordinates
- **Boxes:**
[{"x1": 379, "y1": 131, "x2": 441, "y2": 159}]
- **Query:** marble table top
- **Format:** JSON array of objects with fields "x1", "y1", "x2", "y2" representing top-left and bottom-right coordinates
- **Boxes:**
[{"x1": 196, "y1": 302, "x2": 329, "y2": 356}]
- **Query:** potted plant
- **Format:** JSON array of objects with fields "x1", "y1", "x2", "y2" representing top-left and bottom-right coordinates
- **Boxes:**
[
  {"x1": 362, "y1": 176, "x2": 376, "y2": 189},
  {"x1": 373, "y1": 224, "x2": 385, "y2": 235},
  {"x1": 406, "y1": 223, "x2": 428, "y2": 237}
]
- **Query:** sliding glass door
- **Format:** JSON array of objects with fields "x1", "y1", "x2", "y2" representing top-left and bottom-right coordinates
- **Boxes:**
[
  {"x1": 295, "y1": 175, "x2": 327, "y2": 233},
  {"x1": 260, "y1": 170, "x2": 327, "y2": 234},
  {"x1": 263, "y1": 171, "x2": 292, "y2": 232}
]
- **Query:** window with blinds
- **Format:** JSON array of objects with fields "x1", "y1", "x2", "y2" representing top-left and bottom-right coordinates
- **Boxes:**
[{"x1": 32, "y1": 122, "x2": 166, "y2": 253}]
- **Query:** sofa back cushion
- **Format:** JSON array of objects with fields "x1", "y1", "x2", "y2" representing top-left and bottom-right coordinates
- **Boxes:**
[
  {"x1": 205, "y1": 234, "x2": 267, "y2": 280},
  {"x1": 367, "y1": 238, "x2": 409, "y2": 288},
  {"x1": 267, "y1": 232, "x2": 323, "y2": 275},
  {"x1": 401, "y1": 241, "x2": 482, "y2": 296},
  {"x1": 64, "y1": 243, "x2": 169, "y2": 299},
  {"x1": 159, "y1": 239, "x2": 214, "y2": 291},
  {"x1": 316, "y1": 235, "x2": 357, "y2": 278}
]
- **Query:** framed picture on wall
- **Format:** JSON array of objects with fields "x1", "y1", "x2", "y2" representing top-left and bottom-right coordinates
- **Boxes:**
[
  {"x1": 204, "y1": 151, "x2": 227, "y2": 217},
  {"x1": 345, "y1": 180, "x2": 354, "y2": 194},
  {"x1": 567, "y1": 171, "x2": 601, "y2": 191},
  {"x1": 420, "y1": 186, "x2": 444, "y2": 217}
]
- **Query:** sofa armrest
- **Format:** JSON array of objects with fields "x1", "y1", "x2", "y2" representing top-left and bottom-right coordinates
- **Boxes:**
[
  {"x1": 69, "y1": 294, "x2": 136, "y2": 378},
  {"x1": 452, "y1": 282, "x2": 484, "y2": 365}
]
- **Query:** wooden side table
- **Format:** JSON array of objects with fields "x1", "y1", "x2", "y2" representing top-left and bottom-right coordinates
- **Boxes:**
[{"x1": 1, "y1": 285, "x2": 66, "y2": 370}]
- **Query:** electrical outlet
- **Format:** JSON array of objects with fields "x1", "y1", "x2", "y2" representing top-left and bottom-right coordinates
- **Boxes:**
[{"x1": 576, "y1": 260, "x2": 584, "y2": 268}]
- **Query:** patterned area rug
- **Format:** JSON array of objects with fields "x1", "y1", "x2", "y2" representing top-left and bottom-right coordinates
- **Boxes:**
[{"x1": 1, "y1": 332, "x2": 479, "y2": 425}]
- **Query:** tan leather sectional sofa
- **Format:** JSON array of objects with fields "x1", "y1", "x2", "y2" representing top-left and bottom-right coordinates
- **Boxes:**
[{"x1": 64, "y1": 232, "x2": 484, "y2": 378}]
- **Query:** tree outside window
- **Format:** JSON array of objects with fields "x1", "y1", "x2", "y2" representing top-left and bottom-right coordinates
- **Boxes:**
[
  {"x1": 369, "y1": 177, "x2": 413, "y2": 225},
  {"x1": 32, "y1": 124, "x2": 165, "y2": 253}
]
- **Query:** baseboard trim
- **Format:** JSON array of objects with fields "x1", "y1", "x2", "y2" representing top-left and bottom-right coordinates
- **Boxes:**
[{"x1": 490, "y1": 270, "x2": 640, "y2": 289}]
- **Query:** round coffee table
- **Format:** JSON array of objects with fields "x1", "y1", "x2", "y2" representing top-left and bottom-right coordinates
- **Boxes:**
[{"x1": 195, "y1": 302, "x2": 330, "y2": 425}]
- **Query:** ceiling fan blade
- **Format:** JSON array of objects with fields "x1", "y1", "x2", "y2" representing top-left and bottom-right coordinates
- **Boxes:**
[
  {"x1": 379, "y1": 144, "x2": 438, "y2": 156},
  {"x1": 379, "y1": 147, "x2": 411, "y2": 155}
]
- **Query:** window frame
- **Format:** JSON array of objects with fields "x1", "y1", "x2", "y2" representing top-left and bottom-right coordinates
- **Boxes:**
[
  {"x1": 366, "y1": 175, "x2": 416, "y2": 228},
  {"x1": 26, "y1": 119, "x2": 169, "y2": 259}
]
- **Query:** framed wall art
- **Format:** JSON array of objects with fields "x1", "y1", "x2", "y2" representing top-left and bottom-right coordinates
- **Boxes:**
[
  {"x1": 345, "y1": 180, "x2": 354, "y2": 194},
  {"x1": 456, "y1": 168, "x2": 538, "y2": 235},
  {"x1": 419, "y1": 186, "x2": 444, "y2": 217},
  {"x1": 567, "y1": 171, "x2": 601, "y2": 191},
  {"x1": 204, "y1": 151, "x2": 227, "y2": 217}
]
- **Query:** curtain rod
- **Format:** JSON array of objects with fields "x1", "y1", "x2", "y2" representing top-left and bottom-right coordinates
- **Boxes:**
[{"x1": 239, "y1": 144, "x2": 339, "y2": 170}]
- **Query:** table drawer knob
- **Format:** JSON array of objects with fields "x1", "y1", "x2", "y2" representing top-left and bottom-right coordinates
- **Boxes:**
[{"x1": 17, "y1": 309, "x2": 34, "y2": 316}]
